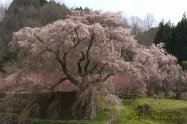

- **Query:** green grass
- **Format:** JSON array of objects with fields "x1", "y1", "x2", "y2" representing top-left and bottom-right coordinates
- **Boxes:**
[
  {"x1": 115, "y1": 98, "x2": 187, "y2": 124},
  {"x1": 1, "y1": 97, "x2": 187, "y2": 124}
]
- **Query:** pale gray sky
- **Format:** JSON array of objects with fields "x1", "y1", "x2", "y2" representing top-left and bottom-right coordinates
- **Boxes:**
[
  {"x1": 2, "y1": 0, "x2": 187, "y2": 25},
  {"x1": 0, "y1": 0, "x2": 11, "y2": 5}
]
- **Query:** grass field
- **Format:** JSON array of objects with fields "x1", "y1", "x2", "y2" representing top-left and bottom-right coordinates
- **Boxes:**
[
  {"x1": 1, "y1": 97, "x2": 187, "y2": 124},
  {"x1": 115, "y1": 98, "x2": 187, "y2": 124}
]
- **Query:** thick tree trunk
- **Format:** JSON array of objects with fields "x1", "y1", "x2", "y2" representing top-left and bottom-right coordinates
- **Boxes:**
[
  {"x1": 174, "y1": 84, "x2": 184, "y2": 100},
  {"x1": 71, "y1": 83, "x2": 99, "y2": 119},
  {"x1": 163, "y1": 90, "x2": 169, "y2": 97},
  {"x1": 146, "y1": 82, "x2": 153, "y2": 96},
  {"x1": 175, "y1": 92, "x2": 182, "y2": 100}
]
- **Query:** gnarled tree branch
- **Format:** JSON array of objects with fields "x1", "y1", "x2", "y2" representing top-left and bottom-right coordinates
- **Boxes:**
[{"x1": 51, "y1": 77, "x2": 68, "y2": 90}]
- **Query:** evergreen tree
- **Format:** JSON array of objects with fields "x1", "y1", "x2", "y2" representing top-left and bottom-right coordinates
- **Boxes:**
[
  {"x1": 39, "y1": 0, "x2": 48, "y2": 6},
  {"x1": 155, "y1": 21, "x2": 173, "y2": 52},
  {"x1": 172, "y1": 13, "x2": 187, "y2": 62},
  {"x1": 155, "y1": 13, "x2": 187, "y2": 63}
]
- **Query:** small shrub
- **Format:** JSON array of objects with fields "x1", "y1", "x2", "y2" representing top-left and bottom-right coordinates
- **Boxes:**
[
  {"x1": 182, "y1": 61, "x2": 187, "y2": 70},
  {"x1": 138, "y1": 104, "x2": 150, "y2": 115}
]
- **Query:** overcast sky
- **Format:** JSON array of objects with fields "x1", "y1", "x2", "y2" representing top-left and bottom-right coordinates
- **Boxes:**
[{"x1": 2, "y1": 0, "x2": 187, "y2": 25}]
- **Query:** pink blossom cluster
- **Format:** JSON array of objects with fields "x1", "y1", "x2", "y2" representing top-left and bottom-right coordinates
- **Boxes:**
[{"x1": 8, "y1": 10, "x2": 187, "y2": 94}]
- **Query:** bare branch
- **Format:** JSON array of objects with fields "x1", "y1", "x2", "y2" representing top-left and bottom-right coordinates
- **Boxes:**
[
  {"x1": 85, "y1": 36, "x2": 94, "y2": 58},
  {"x1": 54, "y1": 51, "x2": 79, "y2": 86},
  {"x1": 34, "y1": 33, "x2": 44, "y2": 44},
  {"x1": 88, "y1": 63, "x2": 113, "y2": 83},
  {"x1": 142, "y1": 57, "x2": 149, "y2": 65},
  {"x1": 101, "y1": 73, "x2": 114, "y2": 82},
  {"x1": 82, "y1": 36, "x2": 95, "y2": 75},
  {"x1": 89, "y1": 73, "x2": 114, "y2": 83},
  {"x1": 84, "y1": 59, "x2": 90, "y2": 74},
  {"x1": 51, "y1": 77, "x2": 68, "y2": 90},
  {"x1": 77, "y1": 52, "x2": 86, "y2": 76}
]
